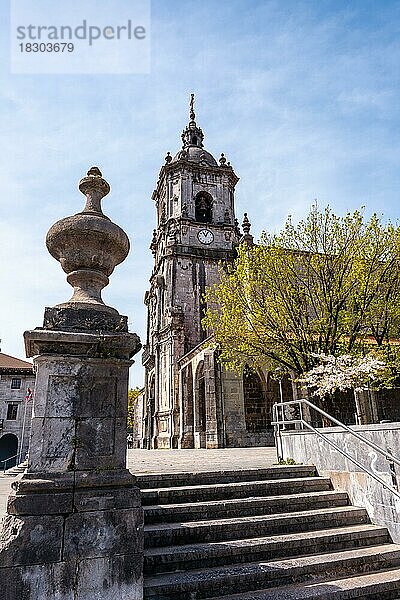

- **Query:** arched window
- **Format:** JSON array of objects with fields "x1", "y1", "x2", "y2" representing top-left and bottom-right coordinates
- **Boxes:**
[{"x1": 195, "y1": 192, "x2": 213, "y2": 223}]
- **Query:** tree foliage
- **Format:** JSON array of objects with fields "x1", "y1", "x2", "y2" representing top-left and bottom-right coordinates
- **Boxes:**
[
  {"x1": 203, "y1": 206, "x2": 400, "y2": 376},
  {"x1": 127, "y1": 387, "x2": 142, "y2": 430}
]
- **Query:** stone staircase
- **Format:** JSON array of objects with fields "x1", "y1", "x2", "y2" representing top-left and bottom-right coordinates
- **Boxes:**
[
  {"x1": 138, "y1": 465, "x2": 400, "y2": 599},
  {"x1": 1, "y1": 459, "x2": 28, "y2": 477}
]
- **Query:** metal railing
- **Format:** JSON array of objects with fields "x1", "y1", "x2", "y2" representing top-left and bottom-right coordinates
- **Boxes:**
[
  {"x1": 272, "y1": 398, "x2": 400, "y2": 501},
  {"x1": 0, "y1": 453, "x2": 20, "y2": 472}
]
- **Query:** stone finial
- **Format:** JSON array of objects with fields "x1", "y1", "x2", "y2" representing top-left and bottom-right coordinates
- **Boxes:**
[
  {"x1": 150, "y1": 229, "x2": 157, "y2": 256},
  {"x1": 240, "y1": 213, "x2": 254, "y2": 247},
  {"x1": 46, "y1": 167, "x2": 130, "y2": 315},
  {"x1": 78, "y1": 166, "x2": 110, "y2": 214},
  {"x1": 242, "y1": 213, "x2": 251, "y2": 234},
  {"x1": 219, "y1": 153, "x2": 227, "y2": 166},
  {"x1": 165, "y1": 151, "x2": 172, "y2": 164}
]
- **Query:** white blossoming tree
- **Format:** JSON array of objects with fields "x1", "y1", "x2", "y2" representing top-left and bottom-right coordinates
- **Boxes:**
[{"x1": 299, "y1": 353, "x2": 390, "y2": 399}]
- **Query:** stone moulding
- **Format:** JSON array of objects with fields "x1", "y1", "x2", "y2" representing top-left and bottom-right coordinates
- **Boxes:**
[{"x1": 24, "y1": 328, "x2": 141, "y2": 360}]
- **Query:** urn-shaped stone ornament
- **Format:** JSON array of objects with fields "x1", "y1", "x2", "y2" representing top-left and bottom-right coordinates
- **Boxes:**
[{"x1": 46, "y1": 167, "x2": 129, "y2": 315}]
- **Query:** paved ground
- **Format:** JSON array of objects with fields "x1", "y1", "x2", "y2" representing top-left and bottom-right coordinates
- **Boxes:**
[
  {"x1": 0, "y1": 477, "x2": 13, "y2": 517},
  {"x1": 127, "y1": 447, "x2": 278, "y2": 474},
  {"x1": 0, "y1": 447, "x2": 278, "y2": 518}
]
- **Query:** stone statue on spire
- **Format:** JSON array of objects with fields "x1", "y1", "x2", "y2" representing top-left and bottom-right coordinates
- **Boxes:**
[{"x1": 190, "y1": 93, "x2": 195, "y2": 121}]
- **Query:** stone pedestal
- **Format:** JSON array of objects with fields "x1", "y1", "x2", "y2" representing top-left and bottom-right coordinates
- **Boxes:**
[
  {"x1": 0, "y1": 167, "x2": 143, "y2": 599},
  {"x1": 0, "y1": 330, "x2": 143, "y2": 600}
]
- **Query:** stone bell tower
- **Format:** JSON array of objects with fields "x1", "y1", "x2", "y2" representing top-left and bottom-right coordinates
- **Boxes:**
[{"x1": 142, "y1": 95, "x2": 240, "y2": 449}]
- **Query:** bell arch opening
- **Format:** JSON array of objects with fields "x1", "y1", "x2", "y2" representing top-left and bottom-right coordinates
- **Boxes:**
[{"x1": 195, "y1": 191, "x2": 213, "y2": 223}]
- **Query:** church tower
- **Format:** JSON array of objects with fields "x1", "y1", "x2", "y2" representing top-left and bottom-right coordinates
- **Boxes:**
[{"x1": 142, "y1": 96, "x2": 240, "y2": 449}]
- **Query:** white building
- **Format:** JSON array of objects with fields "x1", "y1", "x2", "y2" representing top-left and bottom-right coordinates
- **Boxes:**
[{"x1": 0, "y1": 352, "x2": 35, "y2": 468}]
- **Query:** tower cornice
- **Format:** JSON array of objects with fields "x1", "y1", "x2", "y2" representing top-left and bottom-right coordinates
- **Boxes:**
[{"x1": 152, "y1": 160, "x2": 239, "y2": 203}]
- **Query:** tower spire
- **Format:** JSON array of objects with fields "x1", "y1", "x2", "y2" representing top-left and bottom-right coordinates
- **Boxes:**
[{"x1": 181, "y1": 92, "x2": 204, "y2": 149}]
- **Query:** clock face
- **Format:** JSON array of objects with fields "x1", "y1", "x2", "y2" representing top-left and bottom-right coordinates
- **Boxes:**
[{"x1": 198, "y1": 229, "x2": 214, "y2": 245}]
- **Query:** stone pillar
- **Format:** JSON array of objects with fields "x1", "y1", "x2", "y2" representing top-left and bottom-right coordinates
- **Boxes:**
[
  {"x1": 204, "y1": 351, "x2": 219, "y2": 449},
  {"x1": 0, "y1": 168, "x2": 143, "y2": 600},
  {"x1": 179, "y1": 364, "x2": 194, "y2": 449}
]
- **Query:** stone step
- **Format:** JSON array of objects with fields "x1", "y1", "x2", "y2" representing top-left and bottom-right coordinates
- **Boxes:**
[
  {"x1": 144, "y1": 544, "x2": 400, "y2": 599},
  {"x1": 1, "y1": 460, "x2": 28, "y2": 477},
  {"x1": 210, "y1": 566, "x2": 400, "y2": 599},
  {"x1": 144, "y1": 490, "x2": 349, "y2": 524},
  {"x1": 141, "y1": 476, "x2": 331, "y2": 506},
  {"x1": 144, "y1": 524, "x2": 390, "y2": 574},
  {"x1": 144, "y1": 505, "x2": 369, "y2": 548},
  {"x1": 137, "y1": 465, "x2": 317, "y2": 489}
]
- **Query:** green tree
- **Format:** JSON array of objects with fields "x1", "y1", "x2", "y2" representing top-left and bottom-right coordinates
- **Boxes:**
[
  {"x1": 127, "y1": 387, "x2": 142, "y2": 430},
  {"x1": 203, "y1": 206, "x2": 400, "y2": 377}
]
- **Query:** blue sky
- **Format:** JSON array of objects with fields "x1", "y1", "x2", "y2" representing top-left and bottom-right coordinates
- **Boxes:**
[{"x1": 1, "y1": 0, "x2": 400, "y2": 386}]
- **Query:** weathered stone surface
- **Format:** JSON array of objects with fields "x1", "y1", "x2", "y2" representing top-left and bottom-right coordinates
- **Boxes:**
[
  {"x1": 0, "y1": 515, "x2": 64, "y2": 566},
  {"x1": 73, "y1": 486, "x2": 139, "y2": 513},
  {"x1": 0, "y1": 561, "x2": 75, "y2": 600},
  {"x1": 0, "y1": 555, "x2": 143, "y2": 600},
  {"x1": 24, "y1": 330, "x2": 140, "y2": 361},
  {"x1": 43, "y1": 306, "x2": 128, "y2": 333},
  {"x1": 63, "y1": 507, "x2": 143, "y2": 560},
  {"x1": 75, "y1": 554, "x2": 143, "y2": 600},
  {"x1": 7, "y1": 491, "x2": 73, "y2": 515},
  {"x1": 28, "y1": 415, "x2": 75, "y2": 473}
]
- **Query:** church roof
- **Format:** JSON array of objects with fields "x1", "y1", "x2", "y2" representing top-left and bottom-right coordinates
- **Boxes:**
[
  {"x1": 172, "y1": 146, "x2": 218, "y2": 167},
  {"x1": 0, "y1": 352, "x2": 33, "y2": 372}
]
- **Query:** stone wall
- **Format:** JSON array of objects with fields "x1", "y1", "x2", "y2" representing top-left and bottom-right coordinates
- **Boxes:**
[{"x1": 280, "y1": 423, "x2": 400, "y2": 542}]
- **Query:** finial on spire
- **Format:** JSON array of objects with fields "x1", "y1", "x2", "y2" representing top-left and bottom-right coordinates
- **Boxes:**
[
  {"x1": 240, "y1": 213, "x2": 254, "y2": 247},
  {"x1": 242, "y1": 213, "x2": 251, "y2": 234},
  {"x1": 190, "y1": 93, "x2": 195, "y2": 121}
]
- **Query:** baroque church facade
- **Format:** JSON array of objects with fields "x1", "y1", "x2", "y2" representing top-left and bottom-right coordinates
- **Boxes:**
[{"x1": 134, "y1": 97, "x2": 290, "y2": 449}]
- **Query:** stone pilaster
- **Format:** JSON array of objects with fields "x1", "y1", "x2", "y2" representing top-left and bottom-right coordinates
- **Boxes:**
[{"x1": 0, "y1": 168, "x2": 142, "y2": 600}]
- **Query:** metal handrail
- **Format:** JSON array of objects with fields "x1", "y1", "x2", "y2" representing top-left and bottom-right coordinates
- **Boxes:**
[
  {"x1": 272, "y1": 398, "x2": 400, "y2": 501},
  {"x1": 0, "y1": 453, "x2": 22, "y2": 472}
]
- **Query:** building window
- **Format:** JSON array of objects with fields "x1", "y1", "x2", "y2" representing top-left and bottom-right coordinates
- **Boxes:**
[
  {"x1": 11, "y1": 379, "x2": 21, "y2": 390},
  {"x1": 6, "y1": 404, "x2": 18, "y2": 420}
]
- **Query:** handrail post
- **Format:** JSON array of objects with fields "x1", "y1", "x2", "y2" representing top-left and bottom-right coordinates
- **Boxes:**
[
  {"x1": 273, "y1": 404, "x2": 281, "y2": 462},
  {"x1": 387, "y1": 447, "x2": 399, "y2": 492},
  {"x1": 299, "y1": 400, "x2": 304, "y2": 430}
]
